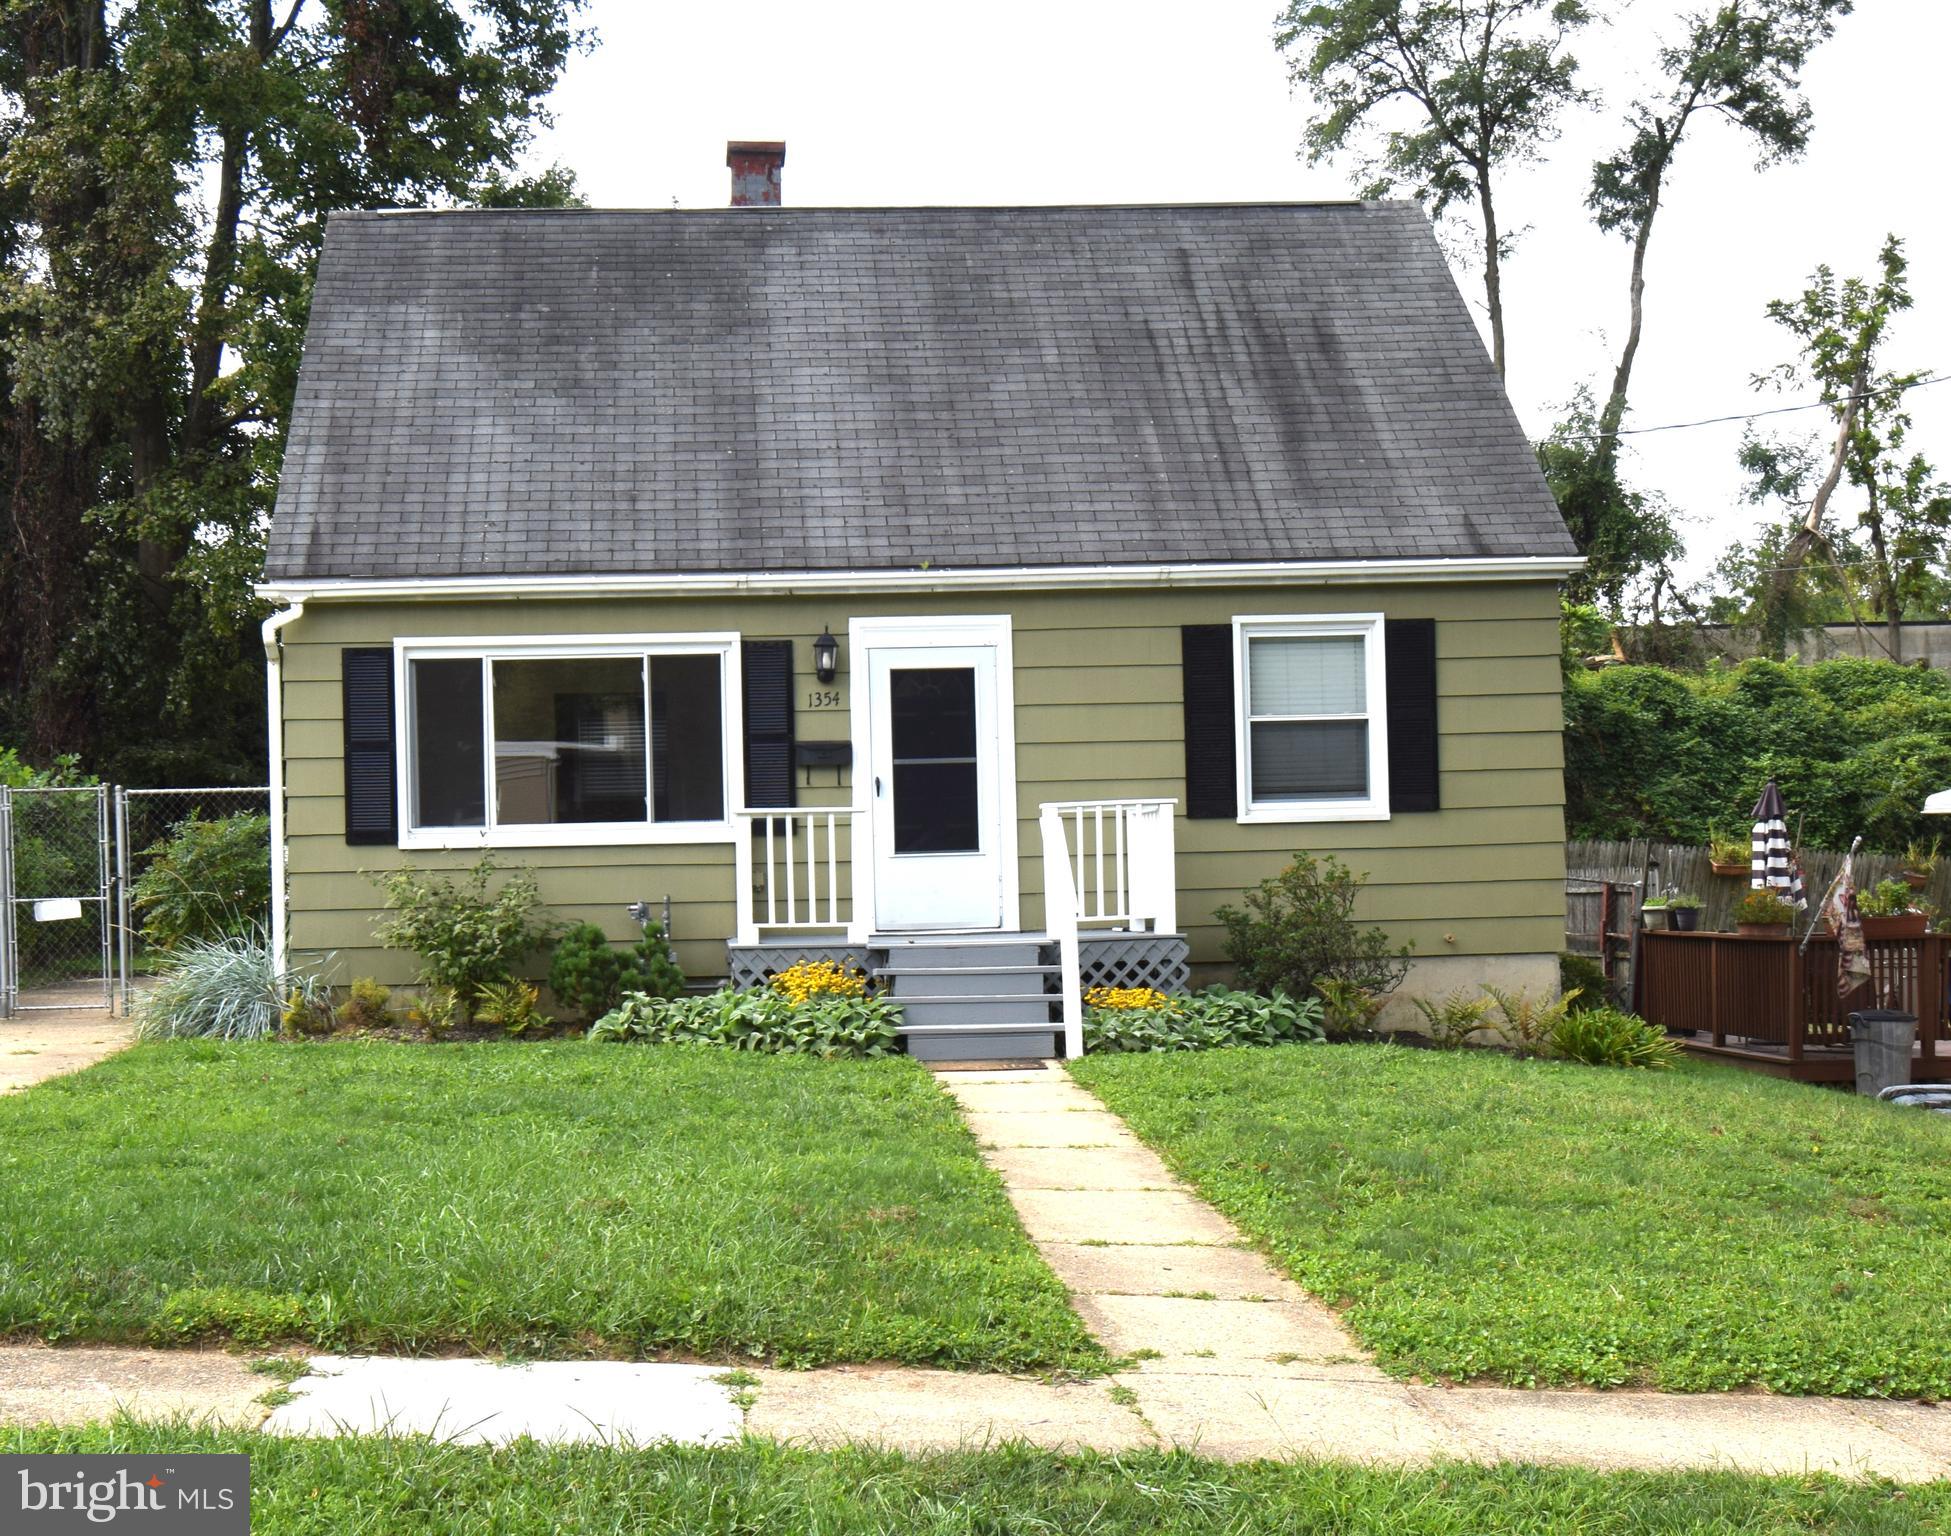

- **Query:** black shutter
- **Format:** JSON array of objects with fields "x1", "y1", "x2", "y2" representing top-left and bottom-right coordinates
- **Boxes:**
[
  {"x1": 1180, "y1": 624, "x2": 1237, "y2": 819},
  {"x1": 741, "y1": 639, "x2": 796, "y2": 809},
  {"x1": 341, "y1": 647, "x2": 398, "y2": 845},
  {"x1": 1386, "y1": 618, "x2": 1440, "y2": 813}
]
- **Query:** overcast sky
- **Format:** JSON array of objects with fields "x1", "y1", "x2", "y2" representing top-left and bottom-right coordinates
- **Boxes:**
[{"x1": 525, "y1": 0, "x2": 1946, "y2": 588}]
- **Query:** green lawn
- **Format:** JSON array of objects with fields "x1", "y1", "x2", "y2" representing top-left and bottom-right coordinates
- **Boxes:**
[
  {"x1": 7, "y1": 1427, "x2": 1942, "y2": 1535},
  {"x1": 0, "y1": 1041, "x2": 1099, "y2": 1372},
  {"x1": 1070, "y1": 1045, "x2": 1951, "y2": 1397}
]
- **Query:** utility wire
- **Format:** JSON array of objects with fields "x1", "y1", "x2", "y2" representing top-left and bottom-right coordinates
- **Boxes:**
[{"x1": 1571, "y1": 373, "x2": 1949, "y2": 440}]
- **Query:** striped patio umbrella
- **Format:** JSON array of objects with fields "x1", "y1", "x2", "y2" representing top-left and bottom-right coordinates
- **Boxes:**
[{"x1": 1751, "y1": 779, "x2": 1807, "y2": 909}]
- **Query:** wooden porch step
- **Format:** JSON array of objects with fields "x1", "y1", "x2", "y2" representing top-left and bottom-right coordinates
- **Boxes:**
[{"x1": 899, "y1": 1022, "x2": 1059, "y2": 1036}]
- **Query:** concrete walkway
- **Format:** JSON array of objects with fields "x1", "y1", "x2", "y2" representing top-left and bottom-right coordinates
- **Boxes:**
[{"x1": 0, "y1": 1009, "x2": 131, "y2": 1093}]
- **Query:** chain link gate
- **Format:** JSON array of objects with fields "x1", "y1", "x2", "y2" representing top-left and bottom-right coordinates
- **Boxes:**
[{"x1": 0, "y1": 784, "x2": 113, "y2": 1016}]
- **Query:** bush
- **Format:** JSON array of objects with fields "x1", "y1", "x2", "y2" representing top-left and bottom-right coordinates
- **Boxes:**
[
  {"x1": 1082, "y1": 986, "x2": 1323, "y2": 1053},
  {"x1": 1313, "y1": 976, "x2": 1386, "y2": 1040},
  {"x1": 372, "y1": 858, "x2": 558, "y2": 1007},
  {"x1": 1215, "y1": 854, "x2": 1411, "y2": 1002},
  {"x1": 1558, "y1": 951, "x2": 1609, "y2": 1012},
  {"x1": 136, "y1": 931, "x2": 325, "y2": 1042},
  {"x1": 1411, "y1": 989, "x2": 1496, "y2": 1049},
  {"x1": 1548, "y1": 1005, "x2": 1681, "y2": 1070},
  {"x1": 406, "y1": 985, "x2": 465, "y2": 1042},
  {"x1": 130, "y1": 811, "x2": 270, "y2": 951},
  {"x1": 546, "y1": 921, "x2": 686, "y2": 1021},
  {"x1": 332, "y1": 977, "x2": 395, "y2": 1034},
  {"x1": 475, "y1": 979, "x2": 549, "y2": 1037},
  {"x1": 1856, "y1": 878, "x2": 1918, "y2": 919},
  {"x1": 589, "y1": 986, "x2": 902, "y2": 1057}
]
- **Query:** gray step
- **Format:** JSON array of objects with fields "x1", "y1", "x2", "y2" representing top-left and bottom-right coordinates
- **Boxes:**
[
  {"x1": 880, "y1": 966, "x2": 1055, "y2": 999},
  {"x1": 899, "y1": 1022, "x2": 1059, "y2": 1036},
  {"x1": 899, "y1": 996, "x2": 1058, "y2": 1027},
  {"x1": 903, "y1": 1023, "x2": 1061, "y2": 1063},
  {"x1": 870, "y1": 937, "x2": 1047, "y2": 969}
]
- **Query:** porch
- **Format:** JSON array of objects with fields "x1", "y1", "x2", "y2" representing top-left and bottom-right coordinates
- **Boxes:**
[
  {"x1": 1637, "y1": 930, "x2": 1951, "y2": 1083},
  {"x1": 726, "y1": 798, "x2": 1187, "y2": 1059}
]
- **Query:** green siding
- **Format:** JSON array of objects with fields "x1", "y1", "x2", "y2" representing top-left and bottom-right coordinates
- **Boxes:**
[{"x1": 279, "y1": 582, "x2": 1566, "y2": 984}]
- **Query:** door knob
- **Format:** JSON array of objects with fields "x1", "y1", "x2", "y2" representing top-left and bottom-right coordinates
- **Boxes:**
[{"x1": 875, "y1": 776, "x2": 883, "y2": 797}]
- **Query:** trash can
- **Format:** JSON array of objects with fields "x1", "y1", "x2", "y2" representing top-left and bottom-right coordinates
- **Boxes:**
[{"x1": 1848, "y1": 1009, "x2": 1917, "y2": 1097}]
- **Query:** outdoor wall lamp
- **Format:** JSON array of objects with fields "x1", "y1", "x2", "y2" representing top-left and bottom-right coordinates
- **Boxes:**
[{"x1": 813, "y1": 626, "x2": 839, "y2": 684}]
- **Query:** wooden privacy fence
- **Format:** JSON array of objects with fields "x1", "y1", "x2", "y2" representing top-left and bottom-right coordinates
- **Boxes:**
[
  {"x1": 1638, "y1": 929, "x2": 1950, "y2": 1069},
  {"x1": 1566, "y1": 839, "x2": 1951, "y2": 937}
]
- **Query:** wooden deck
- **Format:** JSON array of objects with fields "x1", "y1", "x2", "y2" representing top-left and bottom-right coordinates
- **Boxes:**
[{"x1": 1638, "y1": 930, "x2": 1950, "y2": 1084}]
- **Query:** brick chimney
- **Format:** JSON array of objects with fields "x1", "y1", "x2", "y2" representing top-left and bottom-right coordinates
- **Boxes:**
[{"x1": 726, "y1": 141, "x2": 785, "y2": 207}]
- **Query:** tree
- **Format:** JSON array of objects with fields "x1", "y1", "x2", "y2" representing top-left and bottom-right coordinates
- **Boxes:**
[
  {"x1": 1734, "y1": 236, "x2": 1951, "y2": 657},
  {"x1": 1586, "y1": 0, "x2": 1850, "y2": 475},
  {"x1": 1276, "y1": 0, "x2": 1592, "y2": 378},
  {"x1": 0, "y1": 1, "x2": 588, "y2": 783},
  {"x1": 1537, "y1": 385, "x2": 1682, "y2": 609}
]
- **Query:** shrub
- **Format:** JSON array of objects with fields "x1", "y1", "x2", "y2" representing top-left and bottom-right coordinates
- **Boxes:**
[
  {"x1": 406, "y1": 985, "x2": 464, "y2": 1042},
  {"x1": 589, "y1": 986, "x2": 901, "y2": 1057},
  {"x1": 1856, "y1": 878, "x2": 1918, "y2": 919},
  {"x1": 1548, "y1": 1005, "x2": 1681, "y2": 1070},
  {"x1": 281, "y1": 987, "x2": 335, "y2": 1037},
  {"x1": 476, "y1": 979, "x2": 549, "y2": 1037},
  {"x1": 546, "y1": 920, "x2": 687, "y2": 1021},
  {"x1": 130, "y1": 811, "x2": 271, "y2": 951},
  {"x1": 1411, "y1": 989, "x2": 1496, "y2": 1049},
  {"x1": 1483, "y1": 986, "x2": 1582, "y2": 1055},
  {"x1": 1313, "y1": 976, "x2": 1386, "y2": 1040},
  {"x1": 1083, "y1": 986, "x2": 1323, "y2": 1053},
  {"x1": 372, "y1": 857, "x2": 558, "y2": 1007},
  {"x1": 1734, "y1": 889, "x2": 1796, "y2": 926},
  {"x1": 136, "y1": 931, "x2": 325, "y2": 1042},
  {"x1": 770, "y1": 959, "x2": 867, "y2": 1004},
  {"x1": 332, "y1": 977, "x2": 396, "y2": 1034},
  {"x1": 1901, "y1": 839, "x2": 1939, "y2": 876},
  {"x1": 1215, "y1": 853, "x2": 1411, "y2": 1001},
  {"x1": 1558, "y1": 951, "x2": 1609, "y2": 1011}
]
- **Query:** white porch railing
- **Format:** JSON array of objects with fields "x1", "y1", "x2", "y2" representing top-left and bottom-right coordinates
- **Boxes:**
[
  {"x1": 733, "y1": 808, "x2": 854, "y2": 945},
  {"x1": 1038, "y1": 798, "x2": 1178, "y2": 1058},
  {"x1": 1039, "y1": 799, "x2": 1178, "y2": 934}
]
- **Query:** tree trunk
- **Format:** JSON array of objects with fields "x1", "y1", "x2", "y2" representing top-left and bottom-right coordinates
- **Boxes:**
[
  {"x1": 1478, "y1": 178, "x2": 1505, "y2": 378},
  {"x1": 1771, "y1": 362, "x2": 1869, "y2": 621},
  {"x1": 1596, "y1": 178, "x2": 1660, "y2": 477}
]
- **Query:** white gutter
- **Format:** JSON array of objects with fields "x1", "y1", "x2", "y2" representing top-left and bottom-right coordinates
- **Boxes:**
[
  {"x1": 262, "y1": 599, "x2": 308, "y2": 980},
  {"x1": 256, "y1": 554, "x2": 1583, "y2": 607}
]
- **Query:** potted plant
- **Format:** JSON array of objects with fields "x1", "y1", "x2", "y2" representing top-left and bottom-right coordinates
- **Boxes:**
[
  {"x1": 1640, "y1": 897, "x2": 1669, "y2": 931},
  {"x1": 1665, "y1": 893, "x2": 1704, "y2": 932},
  {"x1": 1734, "y1": 888, "x2": 1795, "y2": 937},
  {"x1": 1857, "y1": 877, "x2": 1928, "y2": 939},
  {"x1": 1900, "y1": 840, "x2": 1938, "y2": 891},
  {"x1": 1708, "y1": 832, "x2": 1750, "y2": 878}
]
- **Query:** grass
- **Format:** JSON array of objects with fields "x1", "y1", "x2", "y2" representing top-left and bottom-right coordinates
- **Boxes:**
[
  {"x1": 4, "y1": 1426, "x2": 1943, "y2": 1534},
  {"x1": 0, "y1": 1041, "x2": 1099, "y2": 1372},
  {"x1": 1070, "y1": 1044, "x2": 1951, "y2": 1397}
]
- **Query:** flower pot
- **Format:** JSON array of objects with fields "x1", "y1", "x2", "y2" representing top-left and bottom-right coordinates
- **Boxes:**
[
  {"x1": 1902, "y1": 870, "x2": 1931, "y2": 891},
  {"x1": 1861, "y1": 913, "x2": 1928, "y2": 940},
  {"x1": 1738, "y1": 922, "x2": 1790, "y2": 938},
  {"x1": 1710, "y1": 860, "x2": 1749, "y2": 878},
  {"x1": 1669, "y1": 908, "x2": 1701, "y2": 932},
  {"x1": 1641, "y1": 907, "x2": 1668, "y2": 931}
]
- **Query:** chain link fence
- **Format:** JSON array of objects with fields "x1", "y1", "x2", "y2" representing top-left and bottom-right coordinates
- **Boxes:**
[
  {"x1": 114, "y1": 787, "x2": 271, "y2": 1010},
  {"x1": 0, "y1": 785, "x2": 113, "y2": 1013}
]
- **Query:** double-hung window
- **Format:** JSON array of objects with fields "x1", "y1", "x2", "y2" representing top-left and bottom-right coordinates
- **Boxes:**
[
  {"x1": 397, "y1": 636, "x2": 739, "y2": 848},
  {"x1": 1233, "y1": 614, "x2": 1389, "y2": 822}
]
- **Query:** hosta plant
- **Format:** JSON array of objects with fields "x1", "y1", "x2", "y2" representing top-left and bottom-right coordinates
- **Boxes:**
[
  {"x1": 1083, "y1": 985, "x2": 1322, "y2": 1053},
  {"x1": 590, "y1": 986, "x2": 902, "y2": 1057}
]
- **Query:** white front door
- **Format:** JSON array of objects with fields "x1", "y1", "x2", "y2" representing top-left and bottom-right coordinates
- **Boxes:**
[{"x1": 862, "y1": 637, "x2": 1009, "y2": 931}]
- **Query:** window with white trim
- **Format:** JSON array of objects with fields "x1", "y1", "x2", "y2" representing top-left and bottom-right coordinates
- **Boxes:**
[
  {"x1": 398, "y1": 638, "x2": 736, "y2": 848},
  {"x1": 1234, "y1": 614, "x2": 1389, "y2": 822}
]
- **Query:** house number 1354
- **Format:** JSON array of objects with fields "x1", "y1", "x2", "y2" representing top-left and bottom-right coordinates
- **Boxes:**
[{"x1": 805, "y1": 689, "x2": 842, "y2": 709}]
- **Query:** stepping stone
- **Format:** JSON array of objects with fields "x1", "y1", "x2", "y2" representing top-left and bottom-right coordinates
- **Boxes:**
[
  {"x1": 984, "y1": 1144, "x2": 1180, "y2": 1191},
  {"x1": 1006, "y1": 1188, "x2": 1241, "y2": 1245},
  {"x1": 1074, "y1": 1294, "x2": 1360, "y2": 1364}
]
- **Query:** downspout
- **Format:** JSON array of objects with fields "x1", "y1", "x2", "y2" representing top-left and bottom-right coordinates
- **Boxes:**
[{"x1": 262, "y1": 598, "x2": 308, "y2": 980}]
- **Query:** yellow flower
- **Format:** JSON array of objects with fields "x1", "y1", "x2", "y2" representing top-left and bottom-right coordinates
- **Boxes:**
[
  {"x1": 1084, "y1": 985, "x2": 1178, "y2": 1012},
  {"x1": 769, "y1": 960, "x2": 867, "y2": 1004}
]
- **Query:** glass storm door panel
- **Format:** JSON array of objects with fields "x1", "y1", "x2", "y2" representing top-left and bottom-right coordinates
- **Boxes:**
[{"x1": 867, "y1": 644, "x2": 1004, "y2": 931}]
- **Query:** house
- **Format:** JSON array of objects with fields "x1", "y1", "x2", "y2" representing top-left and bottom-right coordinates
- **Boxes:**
[{"x1": 257, "y1": 145, "x2": 1582, "y2": 1058}]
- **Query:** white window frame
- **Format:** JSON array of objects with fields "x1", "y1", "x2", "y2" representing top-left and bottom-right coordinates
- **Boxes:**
[
  {"x1": 1232, "y1": 613, "x2": 1390, "y2": 824},
  {"x1": 392, "y1": 632, "x2": 743, "y2": 850}
]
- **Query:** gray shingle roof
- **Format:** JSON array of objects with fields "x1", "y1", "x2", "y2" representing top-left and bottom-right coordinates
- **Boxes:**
[{"x1": 265, "y1": 202, "x2": 1575, "y2": 581}]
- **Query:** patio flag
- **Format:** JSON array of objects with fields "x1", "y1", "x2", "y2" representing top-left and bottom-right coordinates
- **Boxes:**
[
  {"x1": 1828, "y1": 849, "x2": 1872, "y2": 997},
  {"x1": 1750, "y1": 779, "x2": 1803, "y2": 906}
]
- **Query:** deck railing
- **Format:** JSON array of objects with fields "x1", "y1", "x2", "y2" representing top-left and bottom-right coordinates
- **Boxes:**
[
  {"x1": 732, "y1": 808, "x2": 853, "y2": 945},
  {"x1": 1039, "y1": 799, "x2": 1178, "y2": 933},
  {"x1": 1638, "y1": 929, "x2": 1950, "y2": 1065},
  {"x1": 1038, "y1": 805, "x2": 1086, "y2": 1057}
]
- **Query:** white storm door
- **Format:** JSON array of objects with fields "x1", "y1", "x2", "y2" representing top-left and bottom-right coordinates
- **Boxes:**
[{"x1": 866, "y1": 644, "x2": 1005, "y2": 931}]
